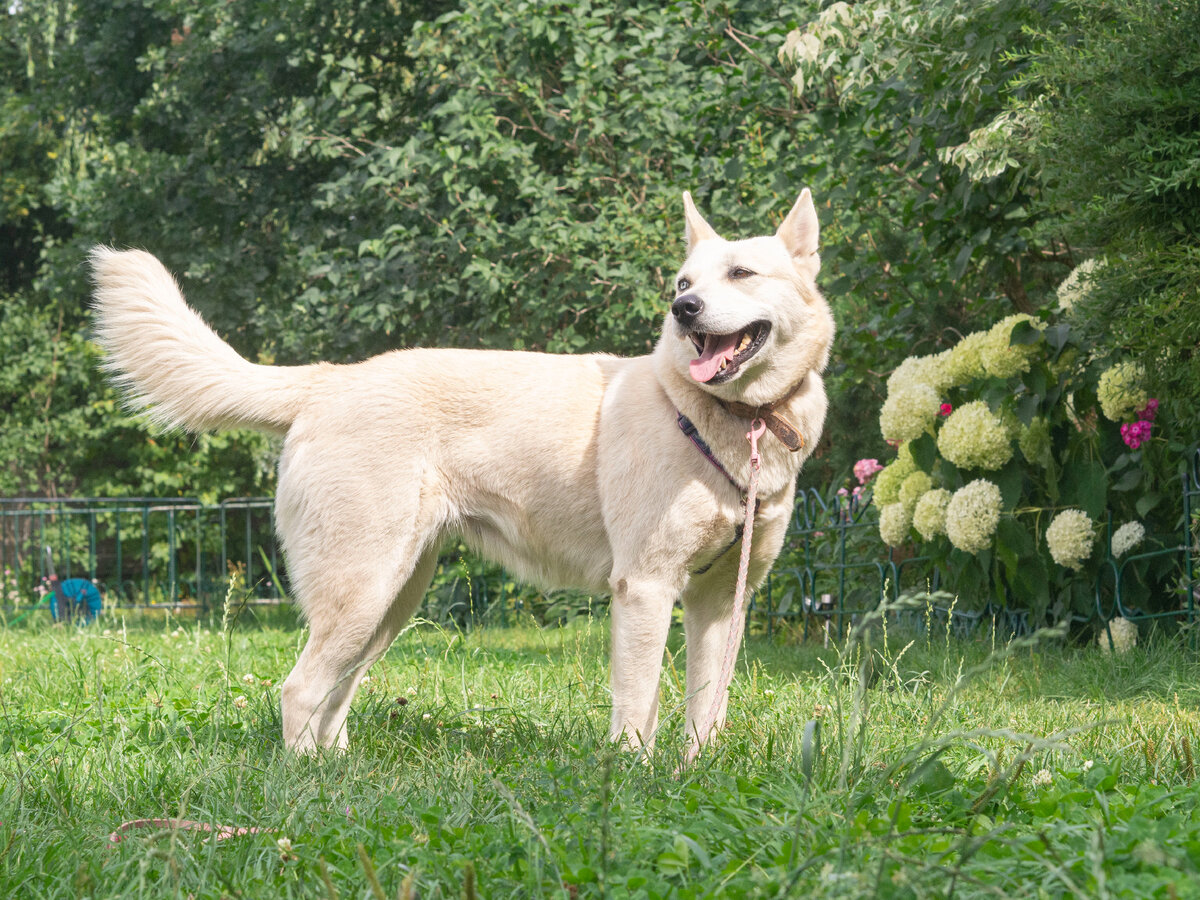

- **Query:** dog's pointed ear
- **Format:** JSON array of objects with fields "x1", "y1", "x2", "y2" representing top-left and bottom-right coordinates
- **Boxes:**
[
  {"x1": 776, "y1": 188, "x2": 820, "y2": 276},
  {"x1": 682, "y1": 191, "x2": 719, "y2": 252}
]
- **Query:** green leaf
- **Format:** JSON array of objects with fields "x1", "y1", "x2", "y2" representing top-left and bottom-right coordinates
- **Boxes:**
[
  {"x1": 1044, "y1": 322, "x2": 1071, "y2": 354},
  {"x1": 1016, "y1": 393, "x2": 1040, "y2": 427},
  {"x1": 909, "y1": 433, "x2": 938, "y2": 473},
  {"x1": 1010, "y1": 319, "x2": 1042, "y2": 346},
  {"x1": 1135, "y1": 492, "x2": 1162, "y2": 517},
  {"x1": 1061, "y1": 458, "x2": 1107, "y2": 520},
  {"x1": 909, "y1": 758, "x2": 956, "y2": 796},
  {"x1": 801, "y1": 719, "x2": 820, "y2": 781},
  {"x1": 1111, "y1": 468, "x2": 1142, "y2": 492},
  {"x1": 994, "y1": 459, "x2": 1025, "y2": 509}
]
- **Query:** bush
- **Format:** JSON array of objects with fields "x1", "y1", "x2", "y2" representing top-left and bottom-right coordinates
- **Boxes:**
[{"x1": 870, "y1": 299, "x2": 1185, "y2": 621}]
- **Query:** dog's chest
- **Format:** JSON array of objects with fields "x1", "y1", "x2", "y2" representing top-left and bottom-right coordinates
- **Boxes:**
[{"x1": 686, "y1": 502, "x2": 752, "y2": 576}]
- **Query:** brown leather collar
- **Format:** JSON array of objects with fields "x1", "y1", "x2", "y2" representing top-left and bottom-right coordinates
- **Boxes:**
[{"x1": 718, "y1": 379, "x2": 806, "y2": 452}]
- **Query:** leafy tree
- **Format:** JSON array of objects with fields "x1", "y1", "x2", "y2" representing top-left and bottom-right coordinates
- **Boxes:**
[
  {"x1": 779, "y1": 0, "x2": 1075, "y2": 482},
  {"x1": 5, "y1": 0, "x2": 831, "y2": 497},
  {"x1": 1006, "y1": 0, "x2": 1200, "y2": 443}
]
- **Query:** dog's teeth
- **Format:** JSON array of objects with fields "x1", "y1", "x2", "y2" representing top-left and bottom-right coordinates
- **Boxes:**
[{"x1": 737, "y1": 333, "x2": 751, "y2": 352}]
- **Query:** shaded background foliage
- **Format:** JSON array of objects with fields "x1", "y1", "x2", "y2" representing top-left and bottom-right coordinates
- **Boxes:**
[{"x1": 1, "y1": 0, "x2": 1196, "y2": 510}]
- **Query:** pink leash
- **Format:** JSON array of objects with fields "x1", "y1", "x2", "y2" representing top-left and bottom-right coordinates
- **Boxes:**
[
  {"x1": 109, "y1": 818, "x2": 268, "y2": 844},
  {"x1": 685, "y1": 418, "x2": 765, "y2": 764}
]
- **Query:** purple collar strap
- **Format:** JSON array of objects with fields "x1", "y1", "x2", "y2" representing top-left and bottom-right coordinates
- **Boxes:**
[{"x1": 676, "y1": 411, "x2": 743, "y2": 493}]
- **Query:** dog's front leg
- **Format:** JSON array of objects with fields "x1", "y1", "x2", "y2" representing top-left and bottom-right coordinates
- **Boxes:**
[
  {"x1": 681, "y1": 590, "x2": 738, "y2": 750},
  {"x1": 607, "y1": 575, "x2": 677, "y2": 750}
]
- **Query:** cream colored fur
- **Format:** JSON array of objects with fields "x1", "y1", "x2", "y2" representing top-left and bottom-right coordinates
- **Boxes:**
[{"x1": 89, "y1": 191, "x2": 835, "y2": 753}]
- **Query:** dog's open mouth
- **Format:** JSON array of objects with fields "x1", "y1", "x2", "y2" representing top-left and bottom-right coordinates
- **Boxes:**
[{"x1": 687, "y1": 321, "x2": 771, "y2": 384}]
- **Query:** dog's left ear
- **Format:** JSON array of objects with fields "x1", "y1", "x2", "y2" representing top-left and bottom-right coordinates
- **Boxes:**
[{"x1": 776, "y1": 188, "x2": 820, "y2": 277}]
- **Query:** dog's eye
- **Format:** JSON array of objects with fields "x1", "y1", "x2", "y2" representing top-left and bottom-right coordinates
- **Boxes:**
[
  {"x1": 728, "y1": 266, "x2": 756, "y2": 280},
  {"x1": 676, "y1": 278, "x2": 691, "y2": 293}
]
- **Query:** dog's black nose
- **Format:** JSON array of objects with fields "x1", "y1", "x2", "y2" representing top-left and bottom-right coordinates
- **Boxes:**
[{"x1": 672, "y1": 293, "x2": 704, "y2": 326}]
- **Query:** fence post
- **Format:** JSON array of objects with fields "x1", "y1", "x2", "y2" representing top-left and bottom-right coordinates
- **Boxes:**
[
  {"x1": 88, "y1": 508, "x2": 98, "y2": 581},
  {"x1": 196, "y1": 506, "x2": 204, "y2": 608},
  {"x1": 114, "y1": 509, "x2": 123, "y2": 602},
  {"x1": 245, "y1": 504, "x2": 253, "y2": 591},
  {"x1": 1186, "y1": 447, "x2": 1198, "y2": 643}
]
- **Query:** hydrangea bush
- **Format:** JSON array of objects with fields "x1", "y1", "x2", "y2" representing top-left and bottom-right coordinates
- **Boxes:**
[{"x1": 868, "y1": 300, "x2": 1184, "y2": 622}]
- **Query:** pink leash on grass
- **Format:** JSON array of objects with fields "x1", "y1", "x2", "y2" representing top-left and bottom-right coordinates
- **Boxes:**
[
  {"x1": 109, "y1": 818, "x2": 268, "y2": 844},
  {"x1": 685, "y1": 418, "x2": 766, "y2": 765}
]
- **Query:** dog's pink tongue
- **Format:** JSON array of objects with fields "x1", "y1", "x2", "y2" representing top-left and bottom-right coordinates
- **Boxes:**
[{"x1": 689, "y1": 332, "x2": 740, "y2": 383}]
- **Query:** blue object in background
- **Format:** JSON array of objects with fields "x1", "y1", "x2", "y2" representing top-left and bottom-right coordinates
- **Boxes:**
[{"x1": 50, "y1": 578, "x2": 103, "y2": 623}]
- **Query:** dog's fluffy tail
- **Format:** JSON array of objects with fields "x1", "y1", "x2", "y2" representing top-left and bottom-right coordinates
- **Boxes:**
[{"x1": 90, "y1": 247, "x2": 314, "y2": 435}]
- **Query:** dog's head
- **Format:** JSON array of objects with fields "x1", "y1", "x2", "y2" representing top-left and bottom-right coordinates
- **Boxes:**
[{"x1": 658, "y1": 190, "x2": 835, "y2": 407}]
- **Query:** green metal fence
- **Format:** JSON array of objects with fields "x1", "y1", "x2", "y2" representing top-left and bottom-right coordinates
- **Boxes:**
[{"x1": 0, "y1": 497, "x2": 280, "y2": 612}]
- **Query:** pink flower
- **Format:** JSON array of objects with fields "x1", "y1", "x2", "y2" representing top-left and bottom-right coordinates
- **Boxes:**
[
  {"x1": 837, "y1": 487, "x2": 849, "y2": 497},
  {"x1": 940, "y1": 403, "x2": 953, "y2": 417},
  {"x1": 1121, "y1": 419, "x2": 1153, "y2": 449},
  {"x1": 853, "y1": 458, "x2": 884, "y2": 484},
  {"x1": 1137, "y1": 398, "x2": 1159, "y2": 422}
]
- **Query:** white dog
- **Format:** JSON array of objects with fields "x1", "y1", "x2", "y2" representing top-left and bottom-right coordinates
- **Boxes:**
[{"x1": 90, "y1": 191, "x2": 834, "y2": 753}]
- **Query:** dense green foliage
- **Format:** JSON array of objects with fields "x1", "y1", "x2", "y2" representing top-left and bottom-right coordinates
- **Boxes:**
[
  {"x1": 0, "y1": 0, "x2": 1069, "y2": 494},
  {"x1": 5, "y1": 615, "x2": 1200, "y2": 897},
  {"x1": 1013, "y1": 0, "x2": 1200, "y2": 443},
  {"x1": 3, "y1": 0, "x2": 822, "y2": 497}
]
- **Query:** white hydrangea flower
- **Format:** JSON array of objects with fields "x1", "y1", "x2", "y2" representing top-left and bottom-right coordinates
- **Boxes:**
[
  {"x1": 1056, "y1": 258, "x2": 1105, "y2": 313},
  {"x1": 878, "y1": 502, "x2": 912, "y2": 547},
  {"x1": 929, "y1": 350, "x2": 956, "y2": 393},
  {"x1": 873, "y1": 446, "x2": 917, "y2": 506},
  {"x1": 937, "y1": 400, "x2": 1013, "y2": 471},
  {"x1": 880, "y1": 382, "x2": 941, "y2": 442},
  {"x1": 886, "y1": 354, "x2": 952, "y2": 396},
  {"x1": 1111, "y1": 521, "x2": 1146, "y2": 558},
  {"x1": 898, "y1": 470, "x2": 933, "y2": 514},
  {"x1": 1097, "y1": 361, "x2": 1148, "y2": 422},
  {"x1": 1045, "y1": 509, "x2": 1096, "y2": 570},
  {"x1": 979, "y1": 314, "x2": 1043, "y2": 379},
  {"x1": 1099, "y1": 616, "x2": 1137, "y2": 653},
  {"x1": 944, "y1": 331, "x2": 988, "y2": 387},
  {"x1": 944, "y1": 479, "x2": 1002, "y2": 554},
  {"x1": 912, "y1": 488, "x2": 952, "y2": 541}
]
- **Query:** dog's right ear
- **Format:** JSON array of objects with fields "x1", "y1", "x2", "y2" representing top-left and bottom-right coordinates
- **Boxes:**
[{"x1": 682, "y1": 191, "x2": 720, "y2": 253}]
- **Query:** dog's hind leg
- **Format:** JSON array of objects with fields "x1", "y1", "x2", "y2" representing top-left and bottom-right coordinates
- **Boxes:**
[
  {"x1": 281, "y1": 543, "x2": 440, "y2": 752},
  {"x1": 607, "y1": 576, "x2": 676, "y2": 750}
]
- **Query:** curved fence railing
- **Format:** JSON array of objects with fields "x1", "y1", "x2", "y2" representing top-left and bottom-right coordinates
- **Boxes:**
[{"x1": 754, "y1": 444, "x2": 1200, "y2": 640}]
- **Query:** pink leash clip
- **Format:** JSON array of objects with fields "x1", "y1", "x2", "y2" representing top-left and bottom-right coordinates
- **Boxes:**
[{"x1": 747, "y1": 418, "x2": 767, "y2": 469}]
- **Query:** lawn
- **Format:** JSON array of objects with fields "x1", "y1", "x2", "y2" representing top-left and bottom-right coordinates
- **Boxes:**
[{"x1": 2, "y1": 607, "x2": 1200, "y2": 898}]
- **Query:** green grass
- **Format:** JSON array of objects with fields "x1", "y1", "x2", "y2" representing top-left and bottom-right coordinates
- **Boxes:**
[{"x1": 2, "y1": 609, "x2": 1200, "y2": 898}]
